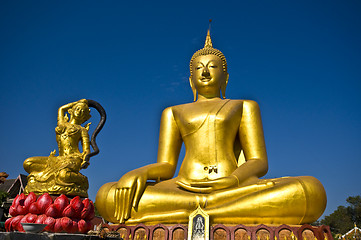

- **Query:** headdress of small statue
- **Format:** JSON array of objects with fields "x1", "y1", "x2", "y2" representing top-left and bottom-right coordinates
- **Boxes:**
[{"x1": 189, "y1": 29, "x2": 228, "y2": 101}]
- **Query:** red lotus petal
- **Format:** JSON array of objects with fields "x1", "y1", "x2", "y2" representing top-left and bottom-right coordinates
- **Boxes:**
[
  {"x1": 17, "y1": 222, "x2": 25, "y2": 232},
  {"x1": 86, "y1": 200, "x2": 95, "y2": 220},
  {"x1": 24, "y1": 192, "x2": 37, "y2": 209},
  {"x1": 54, "y1": 194, "x2": 69, "y2": 213},
  {"x1": 78, "y1": 219, "x2": 92, "y2": 233},
  {"x1": 26, "y1": 213, "x2": 37, "y2": 223},
  {"x1": 11, "y1": 215, "x2": 23, "y2": 231},
  {"x1": 46, "y1": 204, "x2": 60, "y2": 218},
  {"x1": 35, "y1": 214, "x2": 47, "y2": 224},
  {"x1": 9, "y1": 206, "x2": 17, "y2": 217},
  {"x1": 29, "y1": 202, "x2": 40, "y2": 214},
  {"x1": 17, "y1": 193, "x2": 26, "y2": 207},
  {"x1": 60, "y1": 217, "x2": 73, "y2": 233},
  {"x1": 54, "y1": 218, "x2": 63, "y2": 233},
  {"x1": 71, "y1": 219, "x2": 78, "y2": 233},
  {"x1": 12, "y1": 195, "x2": 20, "y2": 208},
  {"x1": 80, "y1": 208, "x2": 89, "y2": 218},
  {"x1": 37, "y1": 193, "x2": 53, "y2": 214},
  {"x1": 5, "y1": 217, "x2": 13, "y2": 232},
  {"x1": 78, "y1": 219, "x2": 88, "y2": 233},
  {"x1": 80, "y1": 199, "x2": 91, "y2": 219},
  {"x1": 44, "y1": 216, "x2": 56, "y2": 232},
  {"x1": 16, "y1": 205, "x2": 27, "y2": 215},
  {"x1": 81, "y1": 205, "x2": 95, "y2": 220},
  {"x1": 62, "y1": 205, "x2": 76, "y2": 218},
  {"x1": 70, "y1": 196, "x2": 84, "y2": 217},
  {"x1": 82, "y1": 198, "x2": 90, "y2": 208}
]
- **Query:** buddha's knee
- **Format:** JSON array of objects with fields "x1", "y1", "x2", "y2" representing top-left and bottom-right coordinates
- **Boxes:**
[
  {"x1": 296, "y1": 176, "x2": 327, "y2": 222},
  {"x1": 95, "y1": 182, "x2": 118, "y2": 222}
]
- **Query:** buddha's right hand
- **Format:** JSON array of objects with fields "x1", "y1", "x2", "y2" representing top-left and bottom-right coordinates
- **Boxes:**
[{"x1": 114, "y1": 169, "x2": 148, "y2": 223}]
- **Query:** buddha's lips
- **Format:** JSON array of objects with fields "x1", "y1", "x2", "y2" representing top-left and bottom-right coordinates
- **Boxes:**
[{"x1": 200, "y1": 77, "x2": 212, "y2": 82}]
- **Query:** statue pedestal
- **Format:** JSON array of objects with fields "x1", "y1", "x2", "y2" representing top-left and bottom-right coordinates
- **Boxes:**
[
  {"x1": 0, "y1": 232, "x2": 119, "y2": 240},
  {"x1": 102, "y1": 223, "x2": 333, "y2": 240}
]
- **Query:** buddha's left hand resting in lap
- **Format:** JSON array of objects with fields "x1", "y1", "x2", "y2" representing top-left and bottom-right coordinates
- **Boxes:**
[{"x1": 96, "y1": 31, "x2": 327, "y2": 225}]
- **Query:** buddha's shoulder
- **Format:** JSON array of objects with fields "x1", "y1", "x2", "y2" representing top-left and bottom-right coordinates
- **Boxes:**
[
  {"x1": 163, "y1": 99, "x2": 260, "y2": 114},
  {"x1": 226, "y1": 99, "x2": 261, "y2": 114},
  {"x1": 223, "y1": 99, "x2": 261, "y2": 111},
  {"x1": 161, "y1": 102, "x2": 193, "y2": 116}
]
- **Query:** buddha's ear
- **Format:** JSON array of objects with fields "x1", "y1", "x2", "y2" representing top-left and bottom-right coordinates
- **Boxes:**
[
  {"x1": 221, "y1": 73, "x2": 229, "y2": 99},
  {"x1": 189, "y1": 77, "x2": 197, "y2": 102}
]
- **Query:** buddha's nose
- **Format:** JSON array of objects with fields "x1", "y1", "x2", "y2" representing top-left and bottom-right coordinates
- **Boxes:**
[{"x1": 202, "y1": 68, "x2": 210, "y2": 77}]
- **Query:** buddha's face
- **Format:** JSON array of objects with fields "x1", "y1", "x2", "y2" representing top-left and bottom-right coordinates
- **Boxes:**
[{"x1": 190, "y1": 54, "x2": 228, "y2": 98}]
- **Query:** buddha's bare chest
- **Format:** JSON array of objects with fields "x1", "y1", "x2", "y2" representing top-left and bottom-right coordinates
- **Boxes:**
[{"x1": 173, "y1": 100, "x2": 243, "y2": 137}]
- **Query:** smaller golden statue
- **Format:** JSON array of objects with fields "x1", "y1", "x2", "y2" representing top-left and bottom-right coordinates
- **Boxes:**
[{"x1": 24, "y1": 99, "x2": 106, "y2": 197}]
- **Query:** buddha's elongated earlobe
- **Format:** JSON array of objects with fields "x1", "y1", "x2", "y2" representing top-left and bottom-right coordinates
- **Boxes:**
[
  {"x1": 221, "y1": 84, "x2": 226, "y2": 99},
  {"x1": 189, "y1": 77, "x2": 197, "y2": 102},
  {"x1": 221, "y1": 74, "x2": 229, "y2": 99}
]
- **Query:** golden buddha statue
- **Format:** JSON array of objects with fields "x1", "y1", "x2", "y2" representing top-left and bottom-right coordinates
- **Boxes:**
[
  {"x1": 24, "y1": 99, "x2": 106, "y2": 197},
  {"x1": 96, "y1": 30, "x2": 327, "y2": 225}
]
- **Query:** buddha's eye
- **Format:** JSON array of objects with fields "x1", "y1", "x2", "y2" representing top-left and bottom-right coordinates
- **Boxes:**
[
  {"x1": 195, "y1": 66, "x2": 202, "y2": 70},
  {"x1": 209, "y1": 65, "x2": 217, "y2": 68}
]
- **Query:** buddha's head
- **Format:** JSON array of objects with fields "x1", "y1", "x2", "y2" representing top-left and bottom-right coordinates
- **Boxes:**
[
  {"x1": 69, "y1": 102, "x2": 91, "y2": 124},
  {"x1": 189, "y1": 30, "x2": 229, "y2": 101}
]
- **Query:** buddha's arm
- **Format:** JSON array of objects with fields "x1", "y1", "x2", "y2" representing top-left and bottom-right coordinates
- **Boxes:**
[
  {"x1": 114, "y1": 107, "x2": 182, "y2": 223},
  {"x1": 156, "y1": 107, "x2": 182, "y2": 177},
  {"x1": 233, "y1": 100, "x2": 268, "y2": 184}
]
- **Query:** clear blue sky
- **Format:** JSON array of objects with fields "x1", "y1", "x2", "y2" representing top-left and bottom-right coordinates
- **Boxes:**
[{"x1": 1, "y1": 0, "x2": 360, "y2": 219}]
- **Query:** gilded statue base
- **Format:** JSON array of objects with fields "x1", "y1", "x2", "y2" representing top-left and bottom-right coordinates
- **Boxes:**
[
  {"x1": 25, "y1": 174, "x2": 89, "y2": 197},
  {"x1": 100, "y1": 223, "x2": 333, "y2": 240}
]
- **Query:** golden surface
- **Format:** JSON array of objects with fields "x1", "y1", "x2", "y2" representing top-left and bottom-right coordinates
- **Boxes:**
[
  {"x1": 24, "y1": 99, "x2": 91, "y2": 197},
  {"x1": 96, "y1": 30, "x2": 326, "y2": 224}
]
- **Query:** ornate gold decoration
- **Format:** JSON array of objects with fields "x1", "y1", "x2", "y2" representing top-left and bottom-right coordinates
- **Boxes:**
[
  {"x1": 95, "y1": 29, "x2": 327, "y2": 225},
  {"x1": 24, "y1": 99, "x2": 106, "y2": 197}
]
